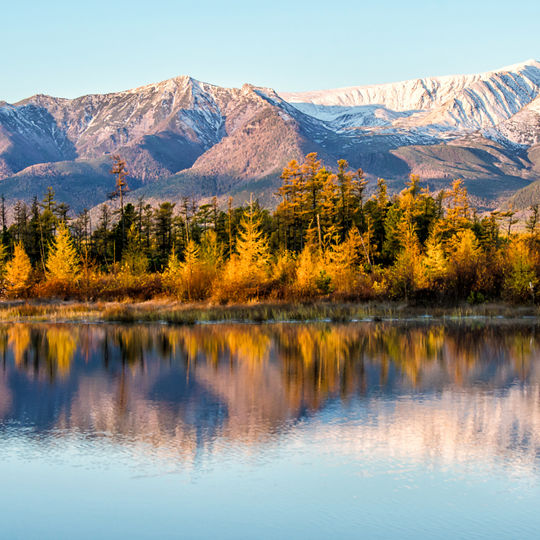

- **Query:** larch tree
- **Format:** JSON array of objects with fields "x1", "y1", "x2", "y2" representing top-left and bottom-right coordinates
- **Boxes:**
[
  {"x1": 326, "y1": 227, "x2": 364, "y2": 294},
  {"x1": 446, "y1": 229, "x2": 481, "y2": 298},
  {"x1": 46, "y1": 222, "x2": 80, "y2": 282},
  {"x1": 162, "y1": 244, "x2": 182, "y2": 295},
  {"x1": 5, "y1": 243, "x2": 33, "y2": 297},
  {"x1": 218, "y1": 198, "x2": 270, "y2": 300},
  {"x1": 295, "y1": 227, "x2": 327, "y2": 297},
  {"x1": 233, "y1": 199, "x2": 270, "y2": 277},
  {"x1": 200, "y1": 229, "x2": 223, "y2": 268},
  {"x1": 503, "y1": 238, "x2": 537, "y2": 302},
  {"x1": 389, "y1": 221, "x2": 424, "y2": 299},
  {"x1": 422, "y1": 234, "x2": 448, "y2": 289},
  {"x1": 180, "y1": 240, "x2": 201, "y2": 301},
  {"x1": 121, "y1": 224, "x2": 148, "y2": 276}
]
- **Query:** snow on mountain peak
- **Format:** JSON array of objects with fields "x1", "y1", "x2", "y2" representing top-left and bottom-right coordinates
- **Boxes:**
[{"x1": 278, "y1": 60, "x2": 540, "y2": 137}]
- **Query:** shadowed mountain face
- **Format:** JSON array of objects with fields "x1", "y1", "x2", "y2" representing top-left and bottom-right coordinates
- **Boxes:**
[{"x1": 1, "y1": 60, "x2": 540, "y2": 211}]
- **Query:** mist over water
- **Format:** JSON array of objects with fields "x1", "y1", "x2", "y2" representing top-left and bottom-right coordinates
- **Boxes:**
[{"x1": 0, "y1": 321, "x2": 539, "y2": 539}]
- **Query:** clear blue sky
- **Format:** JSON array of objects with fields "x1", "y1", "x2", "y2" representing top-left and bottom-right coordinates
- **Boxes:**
[{"x1": 2, "y1": 0, "x2": 539, "y2": 103}]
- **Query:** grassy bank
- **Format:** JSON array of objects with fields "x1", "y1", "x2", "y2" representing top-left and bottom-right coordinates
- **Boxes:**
[{"x1": 0, "y1": 299, "x2": 538, "y2": 324}]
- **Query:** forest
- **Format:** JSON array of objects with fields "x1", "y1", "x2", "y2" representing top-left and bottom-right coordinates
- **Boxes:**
[{"x1": 1, "y1": 152, "x2": 539, "y2": 305}]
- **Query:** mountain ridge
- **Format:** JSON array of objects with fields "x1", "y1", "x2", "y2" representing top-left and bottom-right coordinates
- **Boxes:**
[{"x1": 1, "y1": 59, "x2": 540, "y2": 213}]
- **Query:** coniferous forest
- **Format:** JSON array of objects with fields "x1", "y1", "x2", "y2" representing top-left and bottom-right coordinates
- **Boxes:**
[{"x1": 1, "y1": 153, "x2": 539, "y2": 305}]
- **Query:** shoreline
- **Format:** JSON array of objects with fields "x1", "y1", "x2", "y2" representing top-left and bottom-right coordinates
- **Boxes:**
[{"x1": 1, "y1": 299, "x2": 539, "y2": 324}]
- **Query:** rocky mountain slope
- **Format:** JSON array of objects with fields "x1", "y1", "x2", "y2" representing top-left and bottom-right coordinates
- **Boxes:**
[{"x1": 1, "y1": 60, "x2": 540, "y2": 212}]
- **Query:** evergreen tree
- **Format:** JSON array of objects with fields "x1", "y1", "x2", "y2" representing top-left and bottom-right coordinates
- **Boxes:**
[
  {"x1": 154, "y1": 202, "x2": 175, "y2": 269},
  {"x1": 110, "y1": 155, "x2": 129, "y2": 245}
]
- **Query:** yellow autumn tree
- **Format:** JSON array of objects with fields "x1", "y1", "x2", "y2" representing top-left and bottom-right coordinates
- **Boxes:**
[
  {"x1": 4, "y1": 243, "x2": 32, "y2": 297},
  {"x1": 446, "y1": 228, "x2": 481, "y2": 298},
  {"x1": 162, "y1": 241, "x2": 209, "y2": 301},
  {"x1": 502, "y1": 238, "x2": 538, "y2": 302},
  {"x1": 295, "y1": 227, "x2": 328, "y2": 297},
  {"x1": 326, "y1": 227, "x2": 365, "y2": 295},
  {"x1": 179, "y1": 240, "x2": 203, "y2": 301},
  {"x1": 271, "y1": 250, "x2": 297, "y2": 297},
  {"x1": 162, "y1": 244, "x2": 182, "y2": 295},
  {"x1": 216, "y1": 200, "x2": 270, "y2": 300},
  {"x1": 422, "y1": 233, "x2": 448, "y2": 290},
  {"x1": 200, "y1": 228, "x2": 223, "y2": 268},
  {"x1": 46, "y1": 222, "x2": 80, "y2": 282},
  {"x1": 389, "y1": 222, "x2": 424, "y2": 299}
]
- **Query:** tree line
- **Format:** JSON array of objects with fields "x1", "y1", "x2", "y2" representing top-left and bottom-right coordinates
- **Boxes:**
[{"x1": 1, "y1": 152, "x2": 538, "y2": 304}]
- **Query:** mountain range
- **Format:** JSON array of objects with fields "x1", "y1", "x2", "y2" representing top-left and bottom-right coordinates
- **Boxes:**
[{"x1": 1, "y1": 59, "x2": 540, "y2": 213}]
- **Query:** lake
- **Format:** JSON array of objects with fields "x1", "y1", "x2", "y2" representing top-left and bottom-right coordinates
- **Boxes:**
[{"x1": 0, "y1": 321, "x2": 539, "y2": 539}]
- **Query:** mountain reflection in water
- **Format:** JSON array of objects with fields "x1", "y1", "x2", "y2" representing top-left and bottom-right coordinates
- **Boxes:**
[{"x1": 1, "y1": 321, "x2": 539, "y2": 472}]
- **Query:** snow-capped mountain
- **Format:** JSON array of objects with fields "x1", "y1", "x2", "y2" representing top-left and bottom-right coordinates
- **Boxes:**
[
  {"x1": 281, "y1": 60, "x2": 540, "y2": 136},
  {"x1": 1, "y1": 59, "x2": 540, "y2": 211}
]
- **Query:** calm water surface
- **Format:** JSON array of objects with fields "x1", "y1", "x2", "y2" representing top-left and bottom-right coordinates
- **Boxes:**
[{"x1": 0, "y1": 321, "x2": 539, "y2": 539}]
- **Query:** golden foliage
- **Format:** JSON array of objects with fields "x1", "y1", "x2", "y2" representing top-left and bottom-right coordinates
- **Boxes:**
[
  {"x1": 215, "y1": 202, "x2": 270, "y2": 301},
  {"x1": 422, "y1": 234, "x2": 448, "y2": 287},
  {"x1": 446, "y1": 229, "x2": 480, "y2": 293},
  {"x1": 47, "y1": 326, "x2": 77, "y2": 377},
  {"x1": 294, "y1": 230, "x2": 326, "y2": 297},
  {"x1": 8, "y1": 325, "x2": 30, "y2": 366},
  {"x1": 5, "y1": 243, "x2": 32, "y2": 298},
  {"x1": 325, "y1": 227, "x2": 365, "y2": 294},
  {"x1": 389, "y1": 222, "x2": 424, "y2": 298},
  {"x1": 46, "y1": 222, "x2": 80, "y2": 282},
  {"x1": 502, "y1": 238, "x2": 537, "y2": 302}
]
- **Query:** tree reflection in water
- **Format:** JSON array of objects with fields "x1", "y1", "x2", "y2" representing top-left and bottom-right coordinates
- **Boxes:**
[{"x1": 0, "y1": 321, "x2": 539, "y2": 468}]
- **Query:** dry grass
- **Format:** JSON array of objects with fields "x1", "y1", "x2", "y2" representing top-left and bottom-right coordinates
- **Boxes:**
[{"x1": 0, "y1": 299, "x2": 538, "y2": 324}]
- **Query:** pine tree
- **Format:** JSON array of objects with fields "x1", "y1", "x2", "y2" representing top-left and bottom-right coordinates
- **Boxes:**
[
  {"x1": 154, "y1": 202, "x2": 175, "y2": 269},
  {"x1": 46, "y1": 222, "x2": 80, "y2": 282},
  {"x1": 276, "y1": 159, "x2": 303, "y2": 252},
  {"x1": 0, "y1": 242, "x2": 6, "y2": 285},
  {"x1": 5, "y1": 243, "x2": 32, "y2": 297},
  {"x1": 111, "y1": 155, "x2": 129, "y2": 245},
  {"x1": 364, "y1": 178, "x2": 389, "y2": 259}
]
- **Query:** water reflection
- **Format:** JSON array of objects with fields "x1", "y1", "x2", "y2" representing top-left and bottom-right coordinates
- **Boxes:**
[{"x1": 0, "y1": 322, "x2": 540, "y2": 469}]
